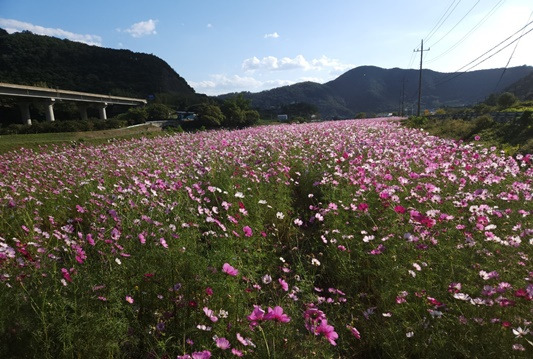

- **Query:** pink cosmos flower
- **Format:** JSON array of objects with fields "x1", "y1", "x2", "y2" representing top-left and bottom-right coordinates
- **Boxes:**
[
  {"x1": 191, "y1": 351, "x2": 212, "y2": 359},
  {"x1": 125, "y1": 295, "x2": 134, "y2": 304},
  {"x1": 243, "y1": 226, "x2": 253, "y2": 237},
  {"x1": 215, "y1": 337, "x2": 230, "y2": 350},
  {"x1": 347, "y1": 325, "x2": 361, "y2": 339},
  {"x1": 222, "y1": 263, "x2": 239, "y2": 276},
  {"x1": 231, "y1": 348, "x2": 243, "y2": 357},
  {"x1": 203, "y1": 307, "x2": 219, "y2": 322},
  {"x1": 394, "y1": 205, "x2": 406, "y2": 214},
  {"x1": 357, "y1": 203, "x2": 369, "y2": 212},
  {"x1": 61, "y1": 268, "x2": 72, "y2": 283},
  {"x1": 278, "y1": 278, "x2": 289, "y2": 291},
  {"x1": 236, "y1": 332, "x2": 254, "y2": 346},
  {"x1": 138, "y1": 233, "x2": 146, "y2": 244},
  {"x1": 315, "y1": 319, "x2": 338, "y2": 345},
  {"x1": 247, "y1": 305, "x2": 265, "y2": 328},
  {"x1": 86, "y1": 233, "x2": 95, "y2": 246},
  {"x1": 264, "y1": 306, "x2": 291, "y2": 323}
]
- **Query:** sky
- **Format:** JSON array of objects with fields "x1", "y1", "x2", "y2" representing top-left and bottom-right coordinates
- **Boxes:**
[{"x1": 1, "y1": 0, "x2": 532, "y2": 96}]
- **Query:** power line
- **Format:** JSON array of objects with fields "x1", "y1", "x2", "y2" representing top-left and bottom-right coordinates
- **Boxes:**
[
  {"x1": 435, "y1": 23, "x2": 533, "y2": 86},
  {"x1": 428, "y1": 0, "x2": 481, "y2": 48},
  {"x1": 424, "y1": 0, "x2": 461, "y2": 44},
  {"x1": 426, "y1": 0, "x2": 506, "y2": 64},
  {"x1": 494, "y1": 10, "x2": 533, "y2": 90}
]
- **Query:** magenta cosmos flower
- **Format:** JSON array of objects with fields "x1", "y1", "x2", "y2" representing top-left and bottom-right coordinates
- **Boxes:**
[
  {"x1": 315, "y1": 319, "x2": 338, "y2": 345},
  {"x1": 222, "y1": 263, "x2": 239, "y2": 276},
  {"x1": 264, "y1": 306, "x2": 291, "y2": 323},
  {"x1": 243, "y1": 226, "x2": 253, "y2": 237}
]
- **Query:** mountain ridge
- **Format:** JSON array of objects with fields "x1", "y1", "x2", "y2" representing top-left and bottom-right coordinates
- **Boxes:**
[{"x1": 220, "y1": 65, "x2": 533, "y2": 117}]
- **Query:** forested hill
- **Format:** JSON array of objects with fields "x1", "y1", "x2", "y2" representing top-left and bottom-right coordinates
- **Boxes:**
[
  {"x1": 506, "y1": 70, "x2": 533, "y2": 100},
  {"x1": 221, "y1": 65, "x2": 533, "y2": 117},
  {"x1": 0, "y1": 28, "x2": 197, "y2": 99}
]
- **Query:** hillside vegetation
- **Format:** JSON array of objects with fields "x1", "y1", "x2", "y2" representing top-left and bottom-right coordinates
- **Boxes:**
[
  {"x1": 0, "y1": 29, "x2": 196, "y2": 99},
  {"x1": 404, "y1": 92, "x2": 533, "y2": 155}
]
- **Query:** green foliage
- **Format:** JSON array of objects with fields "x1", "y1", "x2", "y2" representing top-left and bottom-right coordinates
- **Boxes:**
[
  {"x1": 497, "y1": 92, "x2": 518, "y2": 109},
  {"x1": 221, "y1": 94, "x2": 260, "y2": 128},
  {"x1": 193, "y1": 102, "x2": 225, "y2": 128},
  {"x1": 125, "y1": 107, "x2": 148, "y2": 124},
  {"x1": 405, "y1": 111, "x2": 532, "y2": 155},
  {"x1": 0, "y1": 118, "x2": 128, "y2": 135},
  {"x1": 280, "y1": 102, "x2": 319, "y2": 119},
  {"x1": 145, "y1": 103, "x2": 172, "y2": 121},
  {"x1": 0, "y1": 30, "x2": 196, "y2": 98}
]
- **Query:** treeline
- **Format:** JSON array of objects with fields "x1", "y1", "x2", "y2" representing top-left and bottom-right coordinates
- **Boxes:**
[{"x1": 0, "y1": 94, "x2": 261, "y2": 135}]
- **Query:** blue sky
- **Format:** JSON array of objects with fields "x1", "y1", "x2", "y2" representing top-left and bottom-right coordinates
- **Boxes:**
[{"x1": 1, "y1": 0, "x2": 532, "y2": 95}]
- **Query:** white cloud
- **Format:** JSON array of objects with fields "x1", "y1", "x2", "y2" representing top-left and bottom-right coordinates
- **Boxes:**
[
  {"x1": 242, "y1": 54, "x2": 354, "y2": 73},
  {"x1": 190, "y1": 74, "x2": 295, "y2": 96},
  {"x1": 207, "y1": 23, "x2": 213, "y2": 28},
  {"x1": 312, "y1": 55, "x2": 354, "y2": 72},
  {"x1": 299, "y1": 76, "x2": 325, "y2": 83},
  {"x1": 0, "y1": 18, "x2": 102, "y2": 46},
  {"x1": 242, "y1": 55, "x2": 314, "y2": 72},
  {"x1": 264, "y1": 32, "x2": 280, "y2": 39},
  {"x1": 124, "y1": 19, "x2": 157, "y2": 38}
]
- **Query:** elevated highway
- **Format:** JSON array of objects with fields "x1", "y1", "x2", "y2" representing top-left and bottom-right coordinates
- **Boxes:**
[{"x1": 0, "y1": 83, "x2": 147, "y2": 125}]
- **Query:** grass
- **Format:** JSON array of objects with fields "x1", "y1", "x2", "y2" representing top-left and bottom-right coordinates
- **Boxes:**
[
  {"x1": 403, "y1": 112, "x2": 533, "y2": 155},
  {"x1": 0, "y1": 123, "x2": 164, "y2": 154}
]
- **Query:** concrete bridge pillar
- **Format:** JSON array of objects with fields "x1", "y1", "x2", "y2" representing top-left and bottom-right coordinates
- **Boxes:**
[
  {"x1": 78, "y1": 103, "x2": 89, "y2": 121},
  {"x1": 45, "y1": 98, "x2": 55, "y2": 122},
  {"x1": 18, "y1": 101, "x2": 32, "y2": 125},
  {"x1": 98, "y1": 103, "x2": 108, "y2": 120}
]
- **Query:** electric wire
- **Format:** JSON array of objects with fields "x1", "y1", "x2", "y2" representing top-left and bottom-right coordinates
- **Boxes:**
[
  {"x1": 494, "y1": 10, "x2": 533, "y2": 90},
  {"x1": 424, "y1": 0, "x2": 460, "y2": 44},
  {"x1": 435, "y1": 23, "x2": 533, "y2": 86},
  {"x1": 428, "y1": 0, "x2": 481, "y2": 48},
  {"x1": 426, "y1": 0, "x2": 506, "y2": 64}
]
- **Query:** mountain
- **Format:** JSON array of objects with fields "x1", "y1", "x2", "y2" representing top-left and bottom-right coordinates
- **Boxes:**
[
  {"x1": 0, "y1": 28, "x2": 197, "y2": 99},
  {"x1": 506, "y1": 71, "x2": 533, "y2": 100},
  {"x1": 222, "y1": 65, "x2": 533, "y2": 117}
]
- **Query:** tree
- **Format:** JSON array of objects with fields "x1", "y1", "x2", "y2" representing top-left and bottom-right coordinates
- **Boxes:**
[
  {"x1": 146, "y1": 103, "x2": 171, "y2": 120},
  {"x1": 243, "y1": 109, "x2": 260, "y2": 126},
  {"x1": 221, "y1": 100, "x2": 244, "y2": 127},
  {"x1": 125, "y1": 107, "x2": 148, "y2": 124},
  {"x1": 194, "y1": 103, "x2": 225, "y2": 127},
  {"x1": 484, "y1": 93, "x2": 498, "y2": 106},
  {"x1": 497, "y1": 92, "x2": 518, "y2": 109},
  {"x1": 220, "y1": 94, "x2": 259, "y2": 128}
]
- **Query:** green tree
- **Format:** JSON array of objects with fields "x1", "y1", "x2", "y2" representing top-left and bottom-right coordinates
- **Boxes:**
[
  {"x1": 194, "y1": 103, "x2": 225, "y2": 127},
  {"x1": 484, "y1": 93, "x2": 498, "y2": 106},
  {"x1": 221, "y1": 100, "x2": 244, "y2": 127},
  {"x1": 125, "y1": 107, "x2": 148, "y2": 124},
  {"x1": 497, "y1": 92, "x2": 518, "y2": 109},
  {"x1": 145, "y1": 103, "x2": 171, "y2": 120},
  {"x1": 243, "y1": 109, "x2": 260, "y2": 126}
]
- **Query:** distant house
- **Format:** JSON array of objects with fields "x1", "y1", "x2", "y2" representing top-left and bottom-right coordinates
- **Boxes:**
[
  {"x1": 277, "y1": 114, "x2": 288, "y2": 122},
  {"x1": 176, "y1": 111, "x2": 196, "y2": 122}
]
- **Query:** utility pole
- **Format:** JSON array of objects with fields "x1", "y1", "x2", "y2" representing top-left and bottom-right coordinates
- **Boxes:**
[
  {"x1": 401, "y1": 77, "x2": 406, "y2": 117},
  {"x1": 414, "y1": 40, "x2": 430, "y2": 116}
]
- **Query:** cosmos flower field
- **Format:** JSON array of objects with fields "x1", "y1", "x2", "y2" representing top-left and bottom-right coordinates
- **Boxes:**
[{"x1": 0, "y1": 118, "x2": 531, "y2": 358}]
